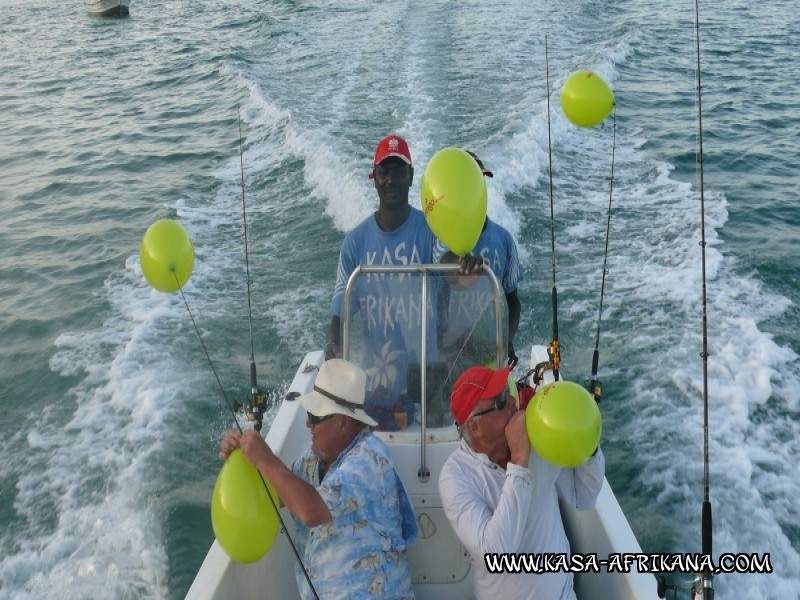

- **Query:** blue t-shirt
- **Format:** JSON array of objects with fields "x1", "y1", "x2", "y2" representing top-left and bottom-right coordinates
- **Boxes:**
[
  {"x1": 435, "y1": 219, "x2": 524, "y2": 362},
  {"x1": 331, "y1": 208, "x2": 440, "y2": 428},
  {"x1": 433, "y1": 218, "x2": 523, "y2": 294},
  {"x1": 291, "y1": 430, "x2": 418, "y2": 600},
  {"x1": 473, "y1": 219, "x2": 523, "y2": 294}
]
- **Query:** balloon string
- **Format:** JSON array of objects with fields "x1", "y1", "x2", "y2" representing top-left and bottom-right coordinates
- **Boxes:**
[
  {"x1": 174, "y1": 272, "x2": 319, "y2": 599},
  {"x1": 175, "y1": 274, "x2": 242, "y2": 434},
  {"x1": 255, "y1": 473, "x2": 319, "y2": 600}
]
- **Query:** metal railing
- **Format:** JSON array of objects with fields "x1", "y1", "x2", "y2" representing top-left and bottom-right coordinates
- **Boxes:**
[{"x1": 342, "y1": 263, "x2": 504, "y2": 481}]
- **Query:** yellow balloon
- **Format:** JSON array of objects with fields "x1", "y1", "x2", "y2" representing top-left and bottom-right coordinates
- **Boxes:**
[
  {"x1": 140, "y1": 219, "x2": 194, "y2": 293},
  {"x1": 525, "y1": 380, "x2": 601, "y2": 467},
  {"x1": 560, "y1": 71, "x2": 615, "y2": 128},
  {"x1": 421, "y1": 147, "x2": 487, "y2": 256},
  {"x1": 211, "y1": 449, "x2": 280, "y2": 563}
]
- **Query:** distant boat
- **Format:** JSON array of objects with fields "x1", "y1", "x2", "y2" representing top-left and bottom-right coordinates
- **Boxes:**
[{"x1": 85, "y1": 0, "x2": 130, "y2": 17}]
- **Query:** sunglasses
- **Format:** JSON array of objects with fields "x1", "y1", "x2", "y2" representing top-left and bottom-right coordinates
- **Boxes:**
[
  {"x1": 470, "y1": 390, "x2": 508, "y2": 419},
  {"x1": 308, "y1": 412, "x2": 336, "y2": 426}
]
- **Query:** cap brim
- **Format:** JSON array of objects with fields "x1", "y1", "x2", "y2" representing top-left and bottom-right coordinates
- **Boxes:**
[
  {"x1": 296, "y1": 389, "x2": 378, "y2": 427},
  {"x1": 482, "y1": 365, "x2": 512, "y2": 399},
  {"x1": 370, "y1": 153, "x2": 412, "y2": 179},
  {"x1": 376, "y1": 152, "x2": 412, "y2": 165}
]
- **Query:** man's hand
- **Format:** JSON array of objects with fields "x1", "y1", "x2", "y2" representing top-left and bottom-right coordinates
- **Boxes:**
[
  {"x1": 220, "y1": 429, "x2": 276, "y2": 472},
  {"x1": 325, "y1": 341, "x2": 342, "y2": 360},
  {"x1": 458, "y1": 254, "x2": 485, "y2": 275},
  {"x1": 507, "y1": 341, "x2": 518, "y2": 368},
  {"x1": 239, "y1": 429, "x2": 276, "y2": 472},
  {"x1": 220, "y1": 429, "x2": 241, "y2": 460},
  {"x1": 325, "y1": 316, "x2": 343, "y2": 359},
  {"x1": 505, "y1": 411, "x2": 531, "y2": 468}
]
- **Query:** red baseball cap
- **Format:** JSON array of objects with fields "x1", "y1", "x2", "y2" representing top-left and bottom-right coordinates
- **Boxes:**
[
  {"x1": 369, "y1": 134, "x2": 412, "y2": 179},
  {"x1": 451, "y1": 365, "x2": 512, "y2": 425}
]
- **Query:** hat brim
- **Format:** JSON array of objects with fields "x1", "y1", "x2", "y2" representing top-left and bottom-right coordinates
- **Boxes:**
[
  {"x1": 482, "y1": 365, "x2": 512, "y2": 399},
  {"x1": 369, "y1": 153, "x2": 412, "y2": 179},
  {"x1": 375, "y1": 152, "x2": 412, "y2": 166},
  {"x1": 296, "y1": 389, "x2": 378, "y2": 427}
]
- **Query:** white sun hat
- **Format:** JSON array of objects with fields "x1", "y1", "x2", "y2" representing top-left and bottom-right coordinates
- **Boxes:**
[{"x1": 296, "y1": 359, "x2": 377, "y2": 427}]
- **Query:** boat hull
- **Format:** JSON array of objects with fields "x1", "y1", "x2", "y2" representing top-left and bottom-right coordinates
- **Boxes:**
[
  {"x1": 186, "y1": 347, "x2": 657, "y2": 599},
  {"x1": 85, "y1": 0, "x2": 130, "y2": 17}
]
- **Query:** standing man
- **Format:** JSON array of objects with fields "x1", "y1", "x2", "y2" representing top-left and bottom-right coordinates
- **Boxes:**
[
  {"x1": 325, "y1": 134, "x2": 481, "y2": 430},
  {"x1": 438, "y1": 365, "x2": 604, "y2": 600},
  {"x1": 221, "y1": 359, "x2": 417, "y2": 599},
  {"x1": 437, "y1": 151, "x2": 523, "y2": 367}
]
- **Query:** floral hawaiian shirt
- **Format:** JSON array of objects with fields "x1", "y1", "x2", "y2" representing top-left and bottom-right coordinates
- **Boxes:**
[{"x1": 291, "y1": 429, "x2": 418, "y2": 599}]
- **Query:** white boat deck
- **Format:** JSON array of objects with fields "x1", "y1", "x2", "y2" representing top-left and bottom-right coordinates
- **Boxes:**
[{"x1": 187, "y1": 347, "x2": 658, "y2": 599}]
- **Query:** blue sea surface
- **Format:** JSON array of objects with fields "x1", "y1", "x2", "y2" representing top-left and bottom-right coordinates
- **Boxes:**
[{"x1": 0, "y1": 0, "x2": 798, "y2": 598}]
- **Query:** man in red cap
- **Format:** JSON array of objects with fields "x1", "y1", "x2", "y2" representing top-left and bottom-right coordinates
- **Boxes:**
[
  {"x1": 438, "y1": 365, "x2": 604, "y2": 600},
  {"x1": 325, "y1": 134, "x2": 481, "y2": 431}
]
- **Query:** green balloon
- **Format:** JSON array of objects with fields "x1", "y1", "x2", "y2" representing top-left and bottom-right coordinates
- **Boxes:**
[
  {"x1": 560, "y1": 71, "x2": 615, "y2": 128},
  {"x1": 211, "y1": 449, "x2": 280, "y2": 564},
  {"x1": 140, "y1": 219, "x2": 194, "y2": 293},
  {"x1": 525, "y1": 380, "x2": 601, "y2": 467},
  {"x1": 421, "y1": 147, "x2": 487, "y2": 256}
]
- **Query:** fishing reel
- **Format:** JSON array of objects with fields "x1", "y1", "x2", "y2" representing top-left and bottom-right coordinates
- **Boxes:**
[
  {"x1": 656, "y1": 573, "x2": 713, "y2": 600},
  {"x1": 233, "y1": 386, "x2": 267, "y2": 431},
  {"x1": 515, "y1": 355, "x2": 556, "y2": 396},
  {"x1": 583, "y1": 377, "x2": 603, "y2": 403},
  {"x1": 584, "y1": 348, "x2": 603, "y2": 403},
  {"x1": 657, "y1": 575, "x2": 677, "y2": 599},
  {"x1": 548, "y1": 338, "x2": 561, "y2": 377},
  {"x1": 691, "y1": 573, "x2": 714, "y2": 600}
]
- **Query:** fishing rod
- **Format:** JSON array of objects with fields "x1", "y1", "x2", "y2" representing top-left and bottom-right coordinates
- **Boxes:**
[
  {"x1": 585, "y1": 110, "x2": 617, "y2": 403},
  {"x1": 224, "y1": 112, "x2": 321, "y2": 599},
  {"x1": 236, "y1": 107, "x2": 267, "y2": 432},
  {"x1": 657, "y1": 3, "x2": 715, "y2": 598},
  {"x1": 544, "y1": 36, "x2": 561, "y2": 382},
  {"x1": 692, "y1": 1, "x2": 714, "y2": 598}
]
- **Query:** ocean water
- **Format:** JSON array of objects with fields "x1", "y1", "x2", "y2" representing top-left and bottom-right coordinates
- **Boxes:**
[{"x1": 1, "y1": 0, "x2": 798, "y2": 598}]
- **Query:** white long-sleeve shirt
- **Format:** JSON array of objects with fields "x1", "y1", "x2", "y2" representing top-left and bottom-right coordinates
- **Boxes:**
[{"x1": 438, "y1": 439, "x2": 605, "y2": 600}]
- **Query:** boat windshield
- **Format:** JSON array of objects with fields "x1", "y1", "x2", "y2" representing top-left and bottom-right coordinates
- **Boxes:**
[{"x1": 342, "y1": 264, "x2": 508, "y2": 431}]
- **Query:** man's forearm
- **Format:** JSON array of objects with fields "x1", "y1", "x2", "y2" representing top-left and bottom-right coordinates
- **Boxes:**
[{"x1": 256, "y1": 453, "x2": 332, "y2": 527}]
